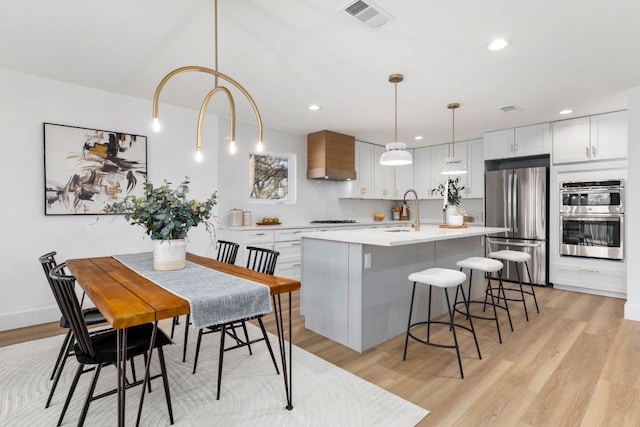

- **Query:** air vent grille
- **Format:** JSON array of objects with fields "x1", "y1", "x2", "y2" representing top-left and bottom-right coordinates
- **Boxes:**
[
  {"x1": 342, "y1": 0, "x2": 394, "y2": 29},
  {"x1": 499, "y1": 104, "x2": 521, "y2": 114}
]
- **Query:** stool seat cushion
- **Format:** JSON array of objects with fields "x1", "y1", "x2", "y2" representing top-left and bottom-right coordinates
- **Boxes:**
[
  {"x1": 408, "y1": 268, "x2": 466, "y2": 288},
  {"x1": 489, "y1": 250, "x2": 531, "y2": 263},
  {"x1": 456, "y1": 257, "x2": 503, "y2": 273}
]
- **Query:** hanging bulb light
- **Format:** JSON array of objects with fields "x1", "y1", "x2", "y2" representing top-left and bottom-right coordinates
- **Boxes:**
[
  {"x1": 441, "y1": 102, "x2": 467, "y2": 175},
  {"x1": 380, "y1": 74, "x2": 412, "y2": 166},
  {"x1": 152, "y1": 0, "x2": 264, "y2": 160}
]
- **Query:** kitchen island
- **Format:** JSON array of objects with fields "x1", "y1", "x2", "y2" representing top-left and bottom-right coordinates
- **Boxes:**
[{"x1": 301, "y1": 224, "x2": 508, "y2": 352}]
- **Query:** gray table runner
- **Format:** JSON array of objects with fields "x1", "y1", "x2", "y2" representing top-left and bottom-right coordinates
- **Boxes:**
[{"x1": 113, "y1": 253, "x2": 272, "y2": 329}]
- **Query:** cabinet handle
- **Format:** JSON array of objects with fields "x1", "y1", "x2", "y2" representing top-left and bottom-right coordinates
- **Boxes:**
[
  {"x1": 291, "y1": 242, "x2": 301, "y2": 246},
  {"x1": 514, "y1": 143, "x2": 519, "y2": 152},
  {"x1": 585, "y1": 146, "x2": 589, "y2": 158},
  {"x1": 293, "y1": 263, "x2": 301, "y2": 267},
  {"x1": 255, "y1": 233, "x2": 265, "y2": 236},
  {"x1": 579, "y1": 268, "x2": 600, "y2": 273},
  {"x1": 592, "y1": 146, "x2": 597, "y2": 158},
  {"x1": 294, "y1": 231, "x2": 302, "y2": 234}
]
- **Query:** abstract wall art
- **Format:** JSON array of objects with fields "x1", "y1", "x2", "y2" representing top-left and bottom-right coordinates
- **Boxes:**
[{"x1": 44, "y1": 123, "x2": 147, "y2": 215}]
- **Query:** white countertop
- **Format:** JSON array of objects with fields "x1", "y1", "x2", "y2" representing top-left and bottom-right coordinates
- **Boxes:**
[
  {"x1": 301, "y1": 224, "x2": 508, "y2": 247},
  {"x1": 220, "y1": 220, "x2": 415, "y2": 231}
]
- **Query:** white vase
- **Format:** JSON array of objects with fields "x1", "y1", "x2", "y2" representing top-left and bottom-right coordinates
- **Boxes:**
[
  {"x1": 446, "y1": 205, "x2": 463, "y2": 225},
  {"x1": 153, "y1": 239, "x2": 187, "y2": 271}
]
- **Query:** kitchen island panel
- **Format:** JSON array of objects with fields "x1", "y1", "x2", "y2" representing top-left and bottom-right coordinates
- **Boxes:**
[{"x1": 302, "y1": 234, "x2": 488, "y2": 352}]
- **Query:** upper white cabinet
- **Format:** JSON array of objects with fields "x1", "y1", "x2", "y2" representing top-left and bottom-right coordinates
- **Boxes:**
[
  {"x1": 429, "y1": 144, "x2": 450, "y2": 198},
  {"x1": 465, "y1": 139, "x2": 484, "y2": 199},
  {"x1": 515, "y1": 123, "x2": 552, "y2": 157},
  {"x1": 350, "y1": 141, "x2": 375, "y2": 198},
  {"x1": 413, "y1": 147, "x2": 431, "y2": 200},
  {"x1": 484, "y1": 128, "x2": 514, "y2": 160},
  {"x1": 484, "y1": 123, "x2": 551, "y2": 160},
  {"x1": 394, "y1": 149, "x2": 414, "y2": 199},
  {"x1": 590, "y1": 111, "x2": 627, "y2": 161},
  {"x1": 552, "y1": 111, "x2": 627, "y2": 164},
  {"x1": 374, "y1": 145, "x2": 396, "y2": 199}
]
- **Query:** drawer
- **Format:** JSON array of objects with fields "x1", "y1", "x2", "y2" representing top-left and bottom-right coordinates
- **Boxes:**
[
  {"x1": 554, "y1": 262, "x2": 626, "y2": 294},
  {"x1": 275, "y1": 240, "x2": 302, "y2": 263},
  {"x1": 244, "y1": 230, "x2": 274, "y2": 244},
  {"x1": 275, "y1": 261, "x2": 301, "y2": 280},
  {"x1": 275, "y1": 228, "x2": 306, "y2": 241}
]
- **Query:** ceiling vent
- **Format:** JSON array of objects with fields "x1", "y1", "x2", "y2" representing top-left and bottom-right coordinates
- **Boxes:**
[
  {"x1": 499, "y1": 104, "x2": 522, "y2": 114},
  {"x1": 341, "y1": 0, "x2": 394, "y2": 29}
]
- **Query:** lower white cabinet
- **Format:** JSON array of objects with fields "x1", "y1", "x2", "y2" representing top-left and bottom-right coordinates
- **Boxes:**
[
  {"x1": 552, "y1": 261, "x2": 626, "y2": 296},
  {"x1": 217, "y1": 228, "x2": 305, "y2": 280}
]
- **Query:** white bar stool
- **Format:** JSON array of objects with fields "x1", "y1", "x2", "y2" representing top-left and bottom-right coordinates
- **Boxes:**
[
  {"x1": 488, "y1": 249, "x2": 540, "y2": 321},
  {"x1": 403, "y1": 267, "x2": 481, "y2": 379},
  {"x1": 455, "y1": 256, "x2": 513, "y2": 343}
]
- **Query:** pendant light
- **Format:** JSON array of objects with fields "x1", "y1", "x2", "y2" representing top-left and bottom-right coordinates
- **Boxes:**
[
  {"x1": 380, "y1": 74, "x2": 412, "y2": 166},
  {"x1": 441, "y1": 102, "x2": 467, "y2": 175},
  {"x1": 152, "y1": 0, "x2": 264, "y2": 161}
]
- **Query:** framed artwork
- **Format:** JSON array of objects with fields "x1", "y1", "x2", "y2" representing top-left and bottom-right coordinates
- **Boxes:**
[
  {"x1": 249, "y1": 152, "x2": 296, "y2": 203},
  {"x1": 44, "y1": 123, "x2": 147, "y2": 215}
]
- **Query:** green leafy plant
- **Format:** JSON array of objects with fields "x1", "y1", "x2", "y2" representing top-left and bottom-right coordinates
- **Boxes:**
[
  {"x1": 103, "y1": 177, "x2": 217, "y2": 240},
  {"x1": 432, "y1": 176, "x2": 465, "y2": 206}
]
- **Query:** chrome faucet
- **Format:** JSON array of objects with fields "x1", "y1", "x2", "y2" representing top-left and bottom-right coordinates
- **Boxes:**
[{"x1": 403, "y1": 189, "x2": 420, "y2": 231}]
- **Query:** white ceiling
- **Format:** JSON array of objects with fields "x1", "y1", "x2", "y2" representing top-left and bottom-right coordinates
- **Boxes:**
[{"x1": 2, "y1": 0, "x2": 639, "y2": 147}]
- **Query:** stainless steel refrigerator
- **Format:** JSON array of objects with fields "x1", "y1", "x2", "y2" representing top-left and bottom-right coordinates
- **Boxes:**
[{"x1": 485, "y1": 164, "x2": 549, "y2": 285}]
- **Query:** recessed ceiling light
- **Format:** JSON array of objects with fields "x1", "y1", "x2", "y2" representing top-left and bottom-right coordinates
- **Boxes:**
[
  {"x1": 414, "y1": 136, "x2": 423, "y2": 140},
  {"x1": 308, "y1": 104, "x2": 321, "y2": 111},
  {"x1": 559, "y1": 109, "x2": 573, "y2": 115},
  {"x1": 488, "y1": 38, "x2": 510, "y2": 51}
]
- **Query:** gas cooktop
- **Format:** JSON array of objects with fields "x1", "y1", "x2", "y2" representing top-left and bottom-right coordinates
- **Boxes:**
[{"x1": 309, "y1": 219, "x2": 357, "y2": 224}]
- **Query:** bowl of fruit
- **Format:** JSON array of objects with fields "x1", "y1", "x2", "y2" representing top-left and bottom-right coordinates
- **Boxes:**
[
  {"x1": 374, "y1": 213, "x2": 385, "y2": 221},
  {"x1": 257, "y1": 217, "x2": 281, "y2": 226}
]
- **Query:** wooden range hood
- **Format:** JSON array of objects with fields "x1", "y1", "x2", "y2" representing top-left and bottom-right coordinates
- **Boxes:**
[{"x1": 307, "y1": 130, "x2": 356, "y2": 181}]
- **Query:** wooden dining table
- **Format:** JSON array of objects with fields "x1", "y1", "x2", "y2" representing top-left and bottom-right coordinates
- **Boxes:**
[{"x1": 66, "y1": 252, "x2": 301, "y2": 426}]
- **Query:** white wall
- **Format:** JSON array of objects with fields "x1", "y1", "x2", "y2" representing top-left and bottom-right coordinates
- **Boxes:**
[
  {"x1": 625, "y1": 86, "x2": 640, "y2": 320},
  {"x1": 0, "y1": 69, "x2": 220, "y2": 330}
]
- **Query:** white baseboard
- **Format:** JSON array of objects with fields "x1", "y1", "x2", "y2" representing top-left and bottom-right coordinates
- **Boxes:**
[
  {"x1": 553, "y1": 284, "x2": 626, "y2": 300},
  {"x1": 0, "y1": 305, "x2": 61, "y2": 332},
  {"x1": 624, "y1": 303, "x2": 640, "y2": 321}
]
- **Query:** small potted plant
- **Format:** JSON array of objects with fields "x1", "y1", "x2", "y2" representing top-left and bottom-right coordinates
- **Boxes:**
[
  {"x1": 104, "y1": 177, "x2": 217, "y2": 270},
  {"x1": 432, "y1": 177, "x2": 465, "y2": 224}
]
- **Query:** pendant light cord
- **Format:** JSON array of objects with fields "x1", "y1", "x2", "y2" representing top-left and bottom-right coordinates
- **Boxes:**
[
  {"x1": 451, "y1": 105, "x2": 455, "y2": 157},
  {"x1": 394, "y1": 81, "x2": 398, "y2": 143}
]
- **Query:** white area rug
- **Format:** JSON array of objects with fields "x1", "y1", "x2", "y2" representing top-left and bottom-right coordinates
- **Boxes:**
[{"x1": 0, "y1": 323, "x2": 428, "y2": 426}]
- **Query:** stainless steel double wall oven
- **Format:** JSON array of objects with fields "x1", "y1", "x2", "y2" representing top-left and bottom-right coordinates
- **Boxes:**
[{"x1": 559, "y1": 180, "x2": 624, "y2": 261}]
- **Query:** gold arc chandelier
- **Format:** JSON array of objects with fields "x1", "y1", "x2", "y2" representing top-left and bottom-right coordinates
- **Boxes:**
[{"x1": 152, "y1": 0, "x2": 264, "y2": 160}]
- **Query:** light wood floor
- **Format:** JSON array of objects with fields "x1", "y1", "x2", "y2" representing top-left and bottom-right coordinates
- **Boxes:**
[{"x1": 3, "y1": 285, "x2": 640, "y2": 426}]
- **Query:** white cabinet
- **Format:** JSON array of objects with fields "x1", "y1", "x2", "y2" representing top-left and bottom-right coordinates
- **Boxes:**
[
  {"x1": 552, "y1": 111, "x2": 627, "y2": 164},
  {"x1": 553, "y1": 261, "x2": 626, "y2": 296},
  {"x1": 350, "y1": 141, "x2": 375, "y2": 197},
  {"x1": 590, "y1": 111, "x2": 627, "y2": 161},
  {"x1": 552, "y1": 117, "x2": 591, "y2": 163},
  {"x1": 413, "y1": 147, "x2": 431, "y2": 199},
  {"x1": 515, "y1": 123, "x2": 551, "y2": 157},
  {"x1": 217, "y1": 227, "x2": 304, "y2": 280},
  {"x1": 374, "y1": 145, "x2": 396, "y2": 199},
  {"x1": 484, "y1": 129, "x2": 514, "y2": 160},
  {"x1": 394, "y1": 149, "x2": 414, "y2": 199},
  {"x1": 429, "y1": 144, "x2": 449, "y2": 198},
  {"x1": 465, "y1": 138, "x2": 484, "y2": 199},
  {"x1": 484, "y1": 123, "x2": 551, "y2": 160}
]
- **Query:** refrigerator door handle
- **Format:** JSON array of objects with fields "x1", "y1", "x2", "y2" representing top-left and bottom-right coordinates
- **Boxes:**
[
  {"x1": 507, "y1": 173, "x2": 513, "y2": 229},
  {"x1": 513, "y1": 173, "x2": 518, "y2": 234}
]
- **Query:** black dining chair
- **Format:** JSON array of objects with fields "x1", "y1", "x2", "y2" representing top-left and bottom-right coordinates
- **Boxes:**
[
  {"x1": 192, "y1": 246, "x2": 280, "y2": 400},
  {"x1": 38, "y1": 252, "x2": 108, "y2": 409},
  {"x1": 171, "y1": 240, "x2": 241, "y2": 362},
  {"x1": 48, "y1": 263, "x2": 174, "y2": 427}
]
